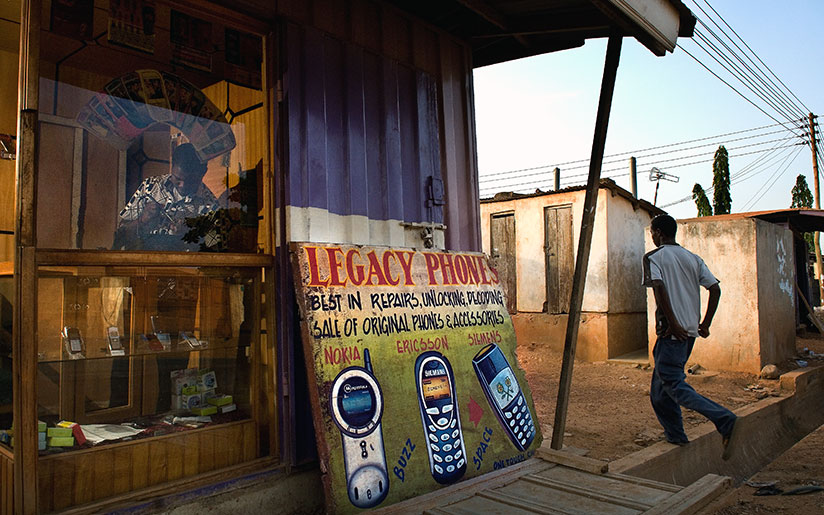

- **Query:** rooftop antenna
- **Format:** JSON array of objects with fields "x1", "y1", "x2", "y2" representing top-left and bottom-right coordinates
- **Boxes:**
[{"x1": 649, "y1": 167, "x2": 679, "y2": 206}]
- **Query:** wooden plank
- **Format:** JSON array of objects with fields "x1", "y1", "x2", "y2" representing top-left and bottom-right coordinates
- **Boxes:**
[
  {"x1": 35, "y1": 250, "x2": 273, "y2": 267},
  {"x1": 51, "y1": 454, "x2": 75, "y2": 511},
  {"x1": 606, "y1": 472, "x2": 681, "y2": 493},
  {"x1": 182, "y1": 430, "x2": 201, "y2": 478},
  {"x1": 536, "y1": 447, "x2": 609, "y2": 474},
  {"x1": 427, "y1": 496, "x2": 542, "y2": 515},
  {"x1": 545, "y1": 207, "x2": 560, "y2": 314},
  {"x1": 73, "y1": 451, "x2": 95, "y2": 505},
  {"x1": 478, "y1": 490, "x2": 565, "y2": 514},
  {"x1": 495, "y1": 478, "x2": 639, "y2": 515},
  {"x1": 166, "y1": 435, "x2": 185, "y2": 482},
  {"x1": 242, "y1": 419, "x2": 257, "y2": 463},
  {"x1": 111, "y1": 446, "x2": 133, "y2": 496},
  {"x1": 374, "y1": 459, "x2": 555, "y2": 514},
  {"x1": 92, "y1": 446, "x2": 115, "y2": 501},
  {"x1": 490, "y1": 214, "x2": 517, "y2": 313},
  {"x1": 535, "y1": 468, "x2": 673, "y2": 505},
  {"x1": 522, "y1": 474, "x2": 652, "y2": 511},
  {"x1": 262, "y1": 266, "x2": 279, "y2": 460},
  {"x1": 551, "y1": 32, "x2": 622, "y2": 450},
  {"x1": 3, "y1": 451, "x2": 12, "y2": 514},
  {"x1": 557, "y1": 206, "x2": 574, "y2": 313},
  {"x1": 148, "y1": 439, "x2": 169, "y2": 487},
  {"x1": 642, "y1": 474, "x2": 730, "y2": 515},
  {"x1": 199, "y1": 426, "x2": 216, "y2": 473},
  {"x1": 212, "y1": 423, "x2": 234, "y2": 470},
  {"x1": 14, "y1": 114, "x2": 40, "y2": 514},
  {"x1": 58, "y1": 457, "x2": 282, "y2": 515},
  {"x1": 131, "y1": 441, "x2": 150, "y2": 491}
]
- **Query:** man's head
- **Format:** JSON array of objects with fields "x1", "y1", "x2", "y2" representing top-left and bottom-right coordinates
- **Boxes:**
[
  {"x1": 170, "y1": 143, "x2": 207, "y2": 195},
  {"x1": 650, "y1": 214, "x2": 677, "y2": 247}
]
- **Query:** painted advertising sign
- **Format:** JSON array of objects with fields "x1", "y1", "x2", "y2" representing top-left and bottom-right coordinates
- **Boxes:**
[{"x1": 290, "y1": 243, "x2": 543, "y2": 513}]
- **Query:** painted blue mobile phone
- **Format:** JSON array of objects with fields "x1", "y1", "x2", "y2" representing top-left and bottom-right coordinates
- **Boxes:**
[
  {"x1": 472, "y1": 343, "x2": 536, "y2": 451},
  {"x1": 415, "y1": 351, "x2": 466, "y2": 484},
  {"x1": 329, "y1": 349, "x2": 389, "y2": 508}
]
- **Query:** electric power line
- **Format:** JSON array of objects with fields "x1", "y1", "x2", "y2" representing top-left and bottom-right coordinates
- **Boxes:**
[{"x1": 479, "y1": 121, "x2": 788, "y2": 180}]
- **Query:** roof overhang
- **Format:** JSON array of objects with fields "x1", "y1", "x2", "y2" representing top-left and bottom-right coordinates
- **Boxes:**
[{"x1": 386, "y1": 0, "x2": 695, "y2": 67}]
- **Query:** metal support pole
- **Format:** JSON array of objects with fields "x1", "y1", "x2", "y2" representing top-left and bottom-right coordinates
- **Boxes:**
[
  {"x1": 551, "y1": 32, "x2": 622, "y2": 450},
  {"x1": 629, "y1": 157, "x2": 637, "y2": 198}
]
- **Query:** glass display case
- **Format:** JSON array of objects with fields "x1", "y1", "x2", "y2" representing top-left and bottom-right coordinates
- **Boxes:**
[
  {"x1": 4, "y1": 2, "x2": 276, "y2": 510},
  {"x1": 35, "y1": 265, "x2": 256, "y2": 437}
]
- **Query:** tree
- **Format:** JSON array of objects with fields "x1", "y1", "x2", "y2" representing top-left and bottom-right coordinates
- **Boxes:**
[
  {"x1": 692, "y1": 183, "x2": 713, "y2": 217},
  {"x1": 712, "y1": 145, "x2": 731, "y2": 214},
  {"x1": 790, "y1": 174, "x2": 814, "y2": 252},
  {"x1": 791, "y1": 174, "x2": 813, "y2": 208}
]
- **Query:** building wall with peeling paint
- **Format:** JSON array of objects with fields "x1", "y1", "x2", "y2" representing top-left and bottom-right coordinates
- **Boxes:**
[{"x1": 645, "y1": 217, "x2": 796, "y2": 373}]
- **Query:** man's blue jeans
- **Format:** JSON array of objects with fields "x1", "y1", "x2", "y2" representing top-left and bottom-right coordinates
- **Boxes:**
[{"x1": 651, "y1": 336, "x2": 737, "y2": 443}]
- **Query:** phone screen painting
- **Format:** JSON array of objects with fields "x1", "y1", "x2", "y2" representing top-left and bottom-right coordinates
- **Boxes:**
[
  {"x1": 338, "y1": 377, "x2": 376, "y2": 428},
  {"x1": 488, "y1": 367, "x2": 520, "y2": 409},
  {"x1": 422, "y1": 376, "x2": 451, "y2": 403}
]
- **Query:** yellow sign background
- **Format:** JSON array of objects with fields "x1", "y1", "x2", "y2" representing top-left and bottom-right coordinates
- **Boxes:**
[{"x1": 290, "y1": 242, "x2": 542, "y2": 513}]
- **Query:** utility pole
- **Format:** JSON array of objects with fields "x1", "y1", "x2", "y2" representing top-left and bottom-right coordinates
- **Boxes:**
[
  {"x1": 629, "y1": 157, "x2": 637, "y2": 198},
  {"x1": 554, "y1": 167, "x2": 561, "y2": 191},
  {"x1": 810, "y1": 113, "x2": 823, "y2": 305}
]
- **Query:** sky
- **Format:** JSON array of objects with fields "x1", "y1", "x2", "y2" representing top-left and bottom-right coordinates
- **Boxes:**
[{"x1": 473, "y1": 0, "x2": 823, "y2": 219}]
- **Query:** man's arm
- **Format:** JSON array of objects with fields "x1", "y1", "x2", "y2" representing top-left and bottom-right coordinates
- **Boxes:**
[
  {"x1": 651, "y1": 279, "x2": 689, "y2": 340},
  {"x1": 698, "y1": 283, "x2": 721, "y2": 338}
]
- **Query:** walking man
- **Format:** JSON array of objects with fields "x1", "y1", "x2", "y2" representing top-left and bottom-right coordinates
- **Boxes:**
[{"x1": 643, "y1": 214, "x2": 739, "y2": 459}]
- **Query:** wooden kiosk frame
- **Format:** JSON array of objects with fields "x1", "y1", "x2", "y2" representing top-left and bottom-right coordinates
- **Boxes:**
[{"x1": 7, "y1": 1, "x2": 283, "y2": 512}]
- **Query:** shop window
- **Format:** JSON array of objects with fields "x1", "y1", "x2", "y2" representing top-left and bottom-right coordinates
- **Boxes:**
[{"x1": 36, "y1": 3, "x2": 267, "y2": 253}]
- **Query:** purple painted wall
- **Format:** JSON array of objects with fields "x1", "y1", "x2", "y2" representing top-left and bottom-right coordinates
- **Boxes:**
[{"x1": 284, "y1": 22, "x2": 443, "y2": 226}]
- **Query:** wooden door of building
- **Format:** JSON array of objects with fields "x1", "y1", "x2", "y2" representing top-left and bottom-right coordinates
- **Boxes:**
[
  {"x1": 490, "y1": 213, "x2": 517, "y2": 313},
  {"x1": 545, "y1": 205, "x2": 574, "y2": 314}
]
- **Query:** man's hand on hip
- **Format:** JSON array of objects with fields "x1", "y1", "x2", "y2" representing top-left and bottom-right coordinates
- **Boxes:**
[{"x1": 668, "y1": 323, "x2": 690, "y2": 341}]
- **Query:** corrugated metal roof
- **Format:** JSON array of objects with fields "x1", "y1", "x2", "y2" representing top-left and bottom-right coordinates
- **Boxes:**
[
  {"x1": 480, "y1": 178, "x2": 664, "y2": 216},
  {"x1": 384, "y1": 0, "x2": 696, "y2": 66}
]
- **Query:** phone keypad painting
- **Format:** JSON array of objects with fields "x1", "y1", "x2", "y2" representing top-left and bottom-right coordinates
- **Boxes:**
[
  {"x1": 472, "y1": 343, "x2": 536, "y2": 451},
  {"x1": 415, "y1": 351, "x2": 466, "y2": 484}
]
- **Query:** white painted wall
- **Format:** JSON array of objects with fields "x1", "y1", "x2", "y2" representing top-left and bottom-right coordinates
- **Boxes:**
[
  {"x1": 480, "y1": 188, "x2": 632, "y2": 313},
  {"x1": 645, "y1": 217, "x2": 796, "y2": 373},
  {"x1": 607, "y1": 193, "x2": 655, "y2": 313}
]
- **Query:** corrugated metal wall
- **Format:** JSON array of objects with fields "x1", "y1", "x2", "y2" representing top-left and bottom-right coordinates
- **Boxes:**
[
  {"x1": 285, "y1": 23, "x2": 442, "y2": 226},
  {"x1": 278, "y1": 0, "x2": 480, "y2": 251}
]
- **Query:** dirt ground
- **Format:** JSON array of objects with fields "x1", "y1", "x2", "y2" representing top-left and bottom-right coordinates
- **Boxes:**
[
  {"x1": 698, "y1": 424, "x2": 824, "y2": 514},
  {"x1": 518, "y1": 333, "x2": 824, "y2": 462}
]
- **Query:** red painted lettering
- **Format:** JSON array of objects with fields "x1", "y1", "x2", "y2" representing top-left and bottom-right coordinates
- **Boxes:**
[
  {"x1": 325, "y1": 247, "x2": 347, "y2": 286},
  {"x1": 305, "y1": 247, "x2": 329, "y2": 287},
  {"x1": 454, "y1": 255, "x2": 469, "y2": 284},
  {"x1": 382, "y1": 251, "x2": 400, "y2": 286},
  {"x1": 464, "y1": 255, "x2": 481, "y2": 285},
  {"x1": 438, "y1": 253, "x2": 457, "y2": 285},
  {"x1": 365, "y1": 251, "x2": 389, "y2": 285},
  {"x1": 424, "y1": 253, "x2": 440, "y2": 286},
  {"x1": 394, "y1": 251, "x2": 416, "y2": 286},
  {"x1": 346, "y1": 249, "x2": 366, "y2": 286}
]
